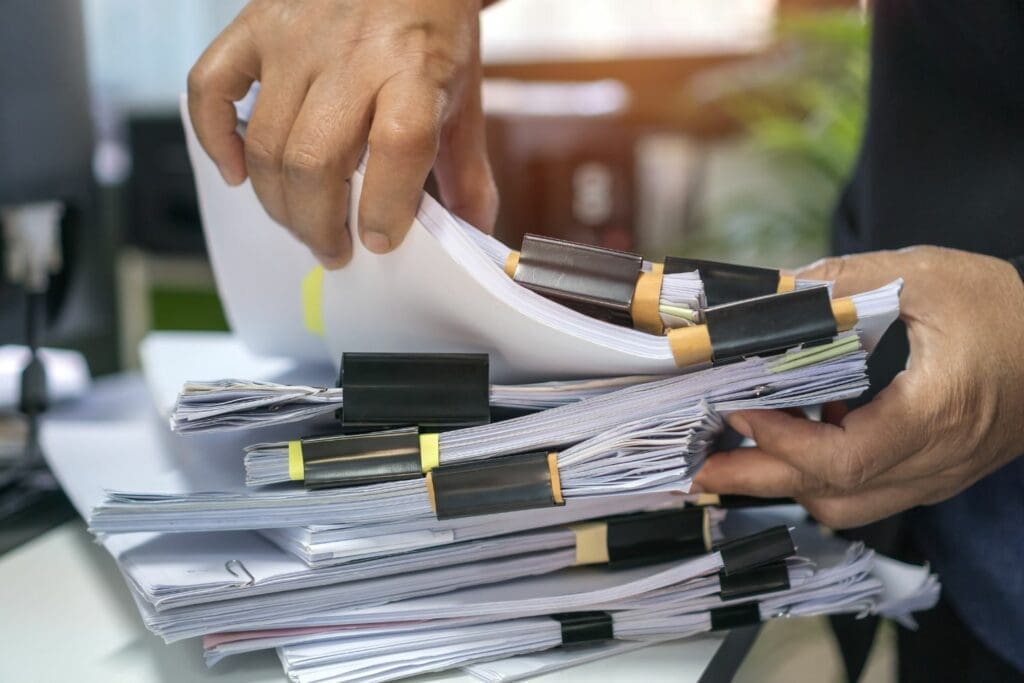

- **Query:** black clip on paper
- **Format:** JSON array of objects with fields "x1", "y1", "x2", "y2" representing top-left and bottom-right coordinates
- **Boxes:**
[
  {"x1": 710, "y1": 603, "x2": 762, "y2": 631},
  {"x1": 604, "y1": 507, "x2": 708, "y2": 567},
  {"x1": 513, "y1": 234, "x2": 643, "y2": 327},
  {"x1": 430, "y1": 450, "x2": 562, "y2": 520},
  {"x1": 302, "y1": 427, "x2": 422, "y2": 489},
  {"x1": 551, "y1": 612, "x2": 615, "y2": 646},
  {"x1": 712, "y1": 495, "x2": 797, "y2": 509},
  {"x1": 338, "y1": 352, "x2": 490, "y2": 429},
  {"x1": 715, "y1": 525, "x2": 795, "y2": 576},
  {"x1": 664, "y1": 257, "x2": 781, "y2": 307},
  {"x1": 718, "y1": 561, "x2": 791, "y2": 601},
  {"x1": 703, "y1": 286, "x2": 837, "y2": 365}
]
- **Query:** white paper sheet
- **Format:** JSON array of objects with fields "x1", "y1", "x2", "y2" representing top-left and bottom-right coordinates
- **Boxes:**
[{"x1": 181, "y1": 95, "x2": 901, "y2": 383}]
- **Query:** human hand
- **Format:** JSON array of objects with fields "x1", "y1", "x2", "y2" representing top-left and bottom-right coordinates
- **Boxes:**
[
  {"x1": 694, "y1": 246, "x2": 1024, "y2": 528},
  {"x1": 188, "y1": 0, "x2": 497, "y2": 267}
]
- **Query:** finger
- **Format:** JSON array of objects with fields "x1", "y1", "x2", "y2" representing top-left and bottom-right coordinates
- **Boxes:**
[
  {"x1": 282, "y1": 75, "x2": 373, "y2": 268},
  {"x1": 433, "y1": 62, "x2": 498, "y2": 232},
  {"x1": 797, "y1": 252, "x2": 899, "y2": 298},
  {"x1": 187, "y1": 22, "x2": 260, "y2": 185},
  {"x1": 694, "y1": 448, "x2": 818, "y2": 498},
  {"x1": 799, "y1": 483, "x2": 933, "y2": 529},
  {"x1": 361, "y1": 77, "x2": 448, "y2": 253},
  {"x1": 727, "y1": 386, "x2": 926, "y2": 493},
  {"x1": 244, "y1": 71, "x2": 311, "y2": 229}
]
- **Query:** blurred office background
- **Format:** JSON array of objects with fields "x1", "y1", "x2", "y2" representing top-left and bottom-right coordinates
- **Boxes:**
[{"x1": 4, "y1": 0, "x2": 869, "y2": 372}]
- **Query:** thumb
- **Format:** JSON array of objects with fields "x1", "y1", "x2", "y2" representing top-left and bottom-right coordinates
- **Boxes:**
[
  {"x1": 797, "y1": 252, "x2": 901, "y2": 299},
  {"x1": 433, "y1": 59, "x2": 498, "y2": 233},
  {"x1": 434, "y1": 130, "x2": 499, "y2": 232}
]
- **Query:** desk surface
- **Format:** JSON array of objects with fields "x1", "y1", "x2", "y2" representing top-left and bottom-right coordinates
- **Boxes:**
[{"x1": 0, "y1": 373, "x2": 758, "y2": 682}]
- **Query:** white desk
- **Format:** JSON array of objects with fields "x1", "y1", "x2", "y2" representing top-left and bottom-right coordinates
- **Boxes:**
[{"x1": 0, "y1": 374, "x2": 752, "y2": 682}]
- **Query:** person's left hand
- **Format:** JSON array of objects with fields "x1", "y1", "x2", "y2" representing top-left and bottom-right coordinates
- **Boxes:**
[{"x1": 693, "y1": 246, "x2": 1024, "y2": 528}]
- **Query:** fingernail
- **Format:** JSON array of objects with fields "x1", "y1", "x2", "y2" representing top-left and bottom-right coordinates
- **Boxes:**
[
  {"x1": 218, "y1": 163, "x2": 245, "y2": 186},
  {"x1": 726, "y1": 413, "x2": 752, "y2": 438},
  {"x1": 317, "y1": 252, "x2": 348, "y2": 270},
  {"x1": 362, "y1": 231, "x2": 392, "y2": 254}
]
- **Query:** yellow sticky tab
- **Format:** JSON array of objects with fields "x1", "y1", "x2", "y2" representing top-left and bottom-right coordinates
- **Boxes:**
[
  {"x1": 301, "y1": 266, "x2": 325, "y2": 336},
  {"x1": 419, "y1": 433, "x2": 440, "y2": 473},
  {"x1": 777, "y1": 274, "x2": 796, "y2": 293},
  {"x1": 287, "y1": 440, "x2": 304, "y2": 481}
]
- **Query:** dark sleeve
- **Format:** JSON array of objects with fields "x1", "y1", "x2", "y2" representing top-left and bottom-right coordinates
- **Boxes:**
[{"x1": 1010, "y1": 256, "x2": 1024, "y2": 283}]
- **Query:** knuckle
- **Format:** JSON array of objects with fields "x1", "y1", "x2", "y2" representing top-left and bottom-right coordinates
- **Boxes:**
[
  {"x1": 282, "y1": 145, "x2": 330, "y2": 184},
  {"x1": 244, "y1": 135, "x2": 282, "y2": 173},
  {"x1": 187, "y1": 62, "x2": 215, "y2": 98},
  {"x1": 371, "y1": 119, "x2": 438, "y2": 158},
  {"x1": 828, "y1": 450, "x2": 870, "y2": 491}
]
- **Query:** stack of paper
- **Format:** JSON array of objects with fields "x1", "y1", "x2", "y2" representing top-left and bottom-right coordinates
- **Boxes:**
[
  {"x1": 25, "y1": 92, "x2": 939, "y2": 683},
  {"x1": 89, "y1": 333, "x2": 875, "y2": 535}
]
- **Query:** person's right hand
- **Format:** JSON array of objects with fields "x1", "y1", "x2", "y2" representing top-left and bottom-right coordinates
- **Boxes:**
[{"x1": 187, "y1": 0, "x2": 498, "y2": 268}]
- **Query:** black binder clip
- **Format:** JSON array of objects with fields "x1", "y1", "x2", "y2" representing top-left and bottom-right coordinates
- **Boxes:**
[
  {"x1": 718, "y1": 561, "x2": 791, "y2": 601},
  {"x1": 664, "y1": 257, "x2": 784, "y2": 307},
  {"x1": 300, "y1": 427, "x2": 427, "y2": 489},
  {"x1": 337, "y1": 352, "x2": 490, "y2": 429},
  {"x1": 602, "y1": 507, "x2": 710, "y2": 567},
  {"x1": 710, "y1": 602, "x2": 763, "y2": 631},
  {"x1": 714, "y1": 525, "x2": 795, "y2": 576},
  {"x1": 428, "y1": 450, "x2": 564, "y2": 520},
  {"x1": 511, "y1": 234, "x2": 643, "y2": 326},
  {"x1": 703, "y1": 286, "x2": 837, "y2": 365},
  {"x1": 551, "y1": 611, "x2": 615, "y2": 646}
]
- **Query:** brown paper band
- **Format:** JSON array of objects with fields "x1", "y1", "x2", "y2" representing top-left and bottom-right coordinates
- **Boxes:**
[
  {"x1": 776, "y1": 274, "x2": 797, "y2": 293},
  {"x1": 570, "y1": 521, "x2": 610, "y2": 566},
  {"x1": 667, "y1": 325, "x2": 713, "y2": 367},
  {"x1": 691, "y1": 493, "x2": 721, "y2": 507},
  {"x1": 504, "y1": 251, "x2": 521, "y2": 278},
  {"x1": 630, "y1": 262, "x2": 665, "y2": 335},
  {"x1": 831, "y1": 297, "x2": 858, "y2": 331},
  {"x1": 425, "y1": 471, "x2": 437, "y2": 513},
  {"x1": 548, "y1": 452, "x2": 564, "y2": 504}
]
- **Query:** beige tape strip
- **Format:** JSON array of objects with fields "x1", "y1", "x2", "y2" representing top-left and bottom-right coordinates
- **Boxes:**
[
  {"x1": 701, "y1": 508, "x2": 712, "y2": 552},
  {"x1": 504, "y1": 251, "x2": 521, "y2": 278},
  {"x1": 777, "y1": 274, "x2": 796, "y2": 293},
  {"x1": 548, "y1": 452, "x2": 564, "y2": 505},
  {"x1": 631, "y1": 262, "x2": 665, "y2": 335},
  {"x1": 425, "y1": 472, "x2": 437, "y2": 514},
  {"x1": 667, "y1": 325, "x2": 713, "y2": 367},
  {"x1": 831, "y1": 297, "x2": 858, "y2": 331},
  {"x1": 570, "y1": 522, "x2": 610, "y2": 566}
]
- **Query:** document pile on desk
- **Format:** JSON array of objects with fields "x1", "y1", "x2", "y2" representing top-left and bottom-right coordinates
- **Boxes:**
[
  {"x1": 41, "y1": 385, "x2": 940, "y2": 682},
  {"x1": 36, "y1": 95, "x2": 937, "y2": 682}
]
